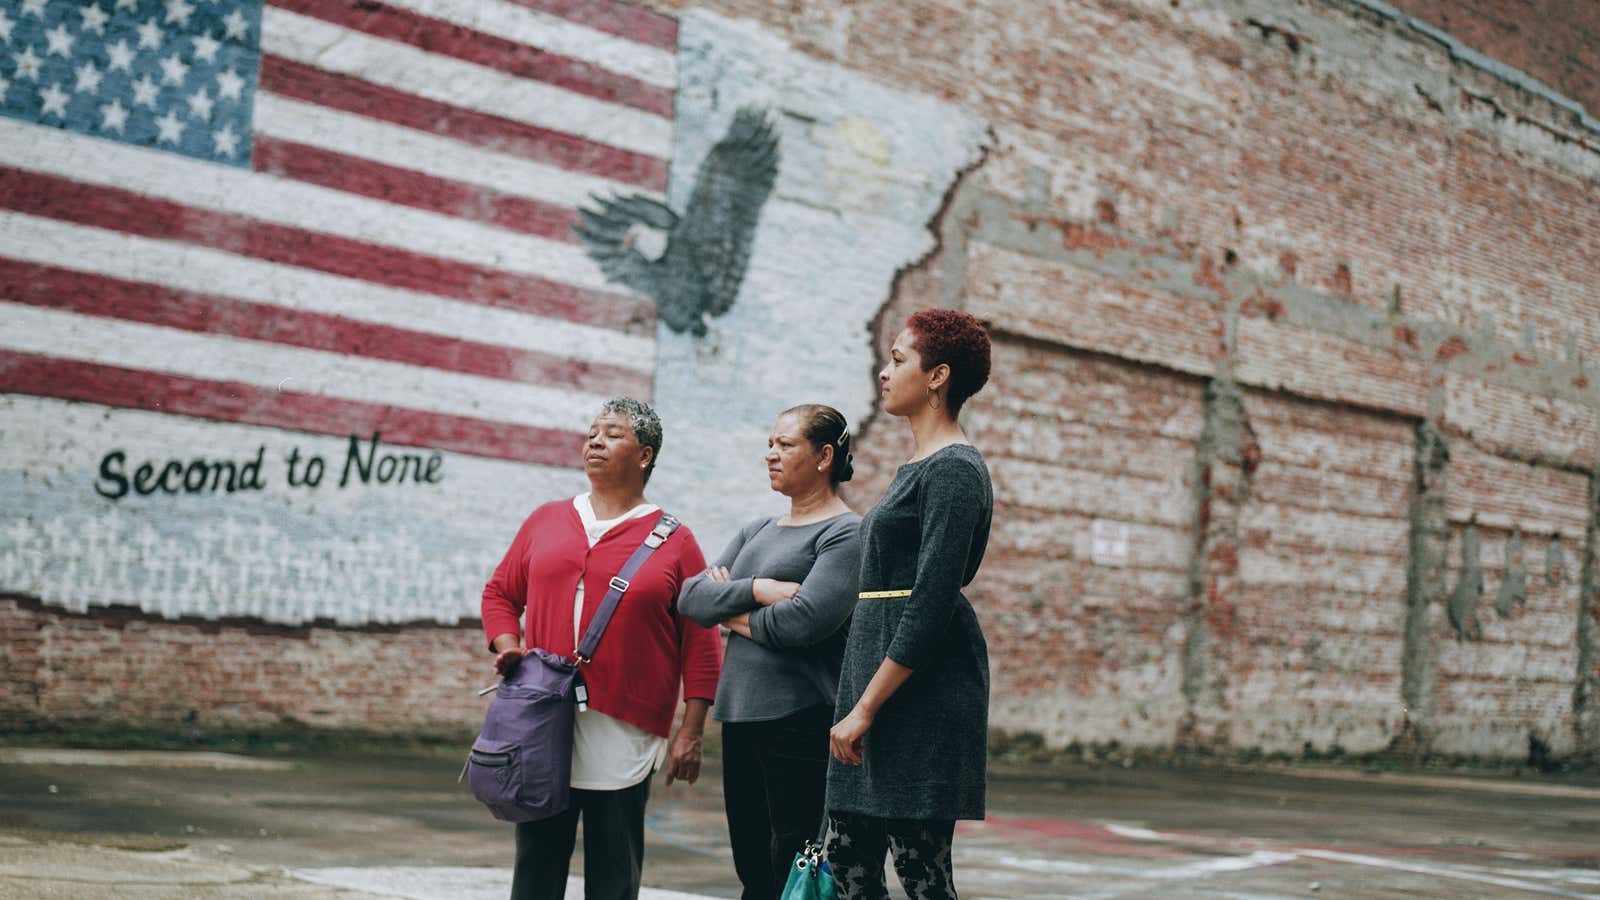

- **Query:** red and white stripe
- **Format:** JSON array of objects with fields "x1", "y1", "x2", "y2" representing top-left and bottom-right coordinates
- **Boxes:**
[{"x1": 0, "y1": 0, "x2": 676, "y2": 467}]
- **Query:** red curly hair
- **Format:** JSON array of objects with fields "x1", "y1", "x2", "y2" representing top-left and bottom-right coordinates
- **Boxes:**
[{"x1": 906, "y1": 309, "x2": 991, "y2": 416}]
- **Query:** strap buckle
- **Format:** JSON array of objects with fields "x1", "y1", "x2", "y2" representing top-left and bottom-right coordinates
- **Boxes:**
[
  {"x1": 574, "y1": 652, "x2": 592, "y2": 665},
  {"x1": 644, "y1": 526, "x2": 670, "y2": 548},
  {"x1": 645, "y1": 515, "x2": 677, "y2": 549},
  {"x1": 608, "y1": 575, "x2": 630, "y2": 593}
]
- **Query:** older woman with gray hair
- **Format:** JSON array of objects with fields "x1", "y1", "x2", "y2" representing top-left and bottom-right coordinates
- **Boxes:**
[{"x1": 481, "y1": 397, "x2": 722, "y2": 900}]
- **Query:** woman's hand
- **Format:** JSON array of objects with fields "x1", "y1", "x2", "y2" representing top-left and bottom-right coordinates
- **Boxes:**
[
  {"x1": 702, "y1": 565, "x2": 731, "y2": 582},
  {"x1": 665, "y1": 730, "x2": 703, "y2": 785},
  {"x1": 752, "y1": 578, "x2": 800, "y2": 606},
  {"x1": 665, "y1": 699, "x2": 710, "y2": 785},
  {"x1": 492, "y1": 646, "x2": 526, "y2": 676},
  {"x1": 722, "y1": 612, "x2": 753, "y2": 639},
  {"x1": 489, "y1": 633, "x2": 525, "y2": 676},
  {"x1": 829, "y1": 705, "x2": 874, "y2": 765}
]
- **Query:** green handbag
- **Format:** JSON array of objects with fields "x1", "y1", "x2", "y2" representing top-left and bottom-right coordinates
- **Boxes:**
[{"x1": 778, "y1": 826, "x2": 836, "y2": 900}]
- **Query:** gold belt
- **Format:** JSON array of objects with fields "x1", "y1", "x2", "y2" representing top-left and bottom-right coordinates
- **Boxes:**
[{"x1": 858, "y1": 589, "x2": 912, "y2": 599}]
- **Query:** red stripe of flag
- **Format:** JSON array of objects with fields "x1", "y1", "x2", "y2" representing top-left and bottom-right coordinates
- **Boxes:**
[
  {"x1": 259, "y1": 57, "x2": 670, "y2": 192},
  {"x1": 0, "y1": 167, "x2": 656, "y2": 336},
  {"x1": 268, "y1": 0, "x2": 674, "y2": 118},
  {"x1": 252, "y1": 136, "x2": 580, "y2": 242},
  {"x1": 499, "y1": 0, "x2": 677, "y2": 52},
  {"x1": 0, "y1": 350, "x2": 587, "y2": 467},
  {"x1": 0, "y1": 257, "x2": 654, "y2": 397}
]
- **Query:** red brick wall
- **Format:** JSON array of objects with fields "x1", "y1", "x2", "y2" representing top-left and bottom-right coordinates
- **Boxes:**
[
  {"x1": 1431, "y1": 445, "x2": 1590, "y2": 755},
  {"x1": 1, "y1": 596, "x2": 485, "y2": 737},
  {"x1": 966, "y1": 340, "x2": 1204, "y2": 749},
  {"x1": 1394, "y1": 0, "x2": 1600, "y2": 117},
  {"x1": 1229, "y1": 393, "x2": 1414, "y2": 753}
]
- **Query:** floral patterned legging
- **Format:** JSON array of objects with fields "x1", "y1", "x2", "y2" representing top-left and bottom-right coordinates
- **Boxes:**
[{"x1": 824, "y1": 812, "x2": 957, "y2": 900}]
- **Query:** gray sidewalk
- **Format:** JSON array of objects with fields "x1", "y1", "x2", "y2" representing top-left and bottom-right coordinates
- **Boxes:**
[{"x1": 1, "y1": 747, "x2": 1597, "y2": 898}]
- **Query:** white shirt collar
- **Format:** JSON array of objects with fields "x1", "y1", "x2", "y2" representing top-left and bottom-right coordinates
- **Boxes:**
[{"x1": 573, "y1": 492, "x2": 658, "y2": 543}]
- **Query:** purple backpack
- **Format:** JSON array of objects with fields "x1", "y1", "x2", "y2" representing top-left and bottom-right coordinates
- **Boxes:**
[{"x1": 467, "y1": 513, "x2": 680, "y2": 823}]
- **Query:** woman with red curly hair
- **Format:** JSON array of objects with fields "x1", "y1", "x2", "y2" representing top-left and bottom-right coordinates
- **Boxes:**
[{"x1": 823, "y1": 309, "x2": 994, "y2": 900}]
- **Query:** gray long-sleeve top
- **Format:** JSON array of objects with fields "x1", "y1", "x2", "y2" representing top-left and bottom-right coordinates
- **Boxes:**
[
  {"x1": 678, "y1": 512, "x2": 862, "y2": 723},
  {"x1": 827, "y1": 444, "x2": 993, "y2": 822}
]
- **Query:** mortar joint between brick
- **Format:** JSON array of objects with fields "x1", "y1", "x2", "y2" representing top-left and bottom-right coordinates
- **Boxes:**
[
  {"x1": 965, "y1": 187, "x2": 1599, "y2": 417},
  {"x1": 1575, "y1": 467, "x2": 1600, "y2": 754}
]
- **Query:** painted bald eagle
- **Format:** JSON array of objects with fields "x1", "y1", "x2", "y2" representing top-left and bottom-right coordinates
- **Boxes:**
[{"x1": 575, "y1": 107, "x2": 780, "y2": 336}]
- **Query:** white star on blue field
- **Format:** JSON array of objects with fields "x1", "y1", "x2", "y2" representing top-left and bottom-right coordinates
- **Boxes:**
[{"x1": 0, "y1": 0, "x2": 262, "y2": 166}]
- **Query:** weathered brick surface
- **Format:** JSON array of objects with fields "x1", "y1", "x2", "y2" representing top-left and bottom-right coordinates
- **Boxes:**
[
  {"x1": 1431, "y1": 523, "x2": 1583, "y2": 756},
  {"x1": 1231, "y1": 80, "x2": 1456, "y2": 317},
  {"x1": 1437, "y1": 131, "x2": 1600, "y2": 361},
  {"x1": 1394, "y1": 0, "x2": 1600, "y2": 117},
  {"x1": 963, "y1": 340, "x2": 1203, "y2": 748},
  {"x1": 963, "y1": 241, "x2": 1222, "y2": 377},
  {"x1": 1447, "y1": 442, "x2": 1593, "y2": 539},
  {"x1": 1228, "y1": 392, "x2": 1414, "y2": 753},
  {"x1": 1234, "y1": 317, "x2": 1429, "y2": 418},
  {"x1": 1579, "y1": 475, "x2": 1600, "y2": 751},
  {"x1": 1443, "y1": 375, "x2": 1600, "y2": 472},
  {"x1": 1, "y1": 596, "x2": 485, "y2": 736},
  {"x1": 1429, "y1": 445, "x2": 1588, "y2": 756}
]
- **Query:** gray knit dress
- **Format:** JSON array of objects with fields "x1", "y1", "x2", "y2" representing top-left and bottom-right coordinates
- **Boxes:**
[{"x1": 827, "y1": 443, "x2": 993, "y2": 822}]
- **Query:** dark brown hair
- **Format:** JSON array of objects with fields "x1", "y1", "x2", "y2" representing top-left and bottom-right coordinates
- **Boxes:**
[{"x1": 781, "y1": 404, "x2": 854, "y2": 485}]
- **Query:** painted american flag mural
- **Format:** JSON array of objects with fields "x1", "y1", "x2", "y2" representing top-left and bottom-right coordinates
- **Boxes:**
[{"x1": 0, "y1": 0, "x2": 676, "y2": 623}]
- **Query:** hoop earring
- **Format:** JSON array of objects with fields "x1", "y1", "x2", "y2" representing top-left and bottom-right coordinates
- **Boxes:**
[{"x1": 927, "y1": 387, "x2": 942, "y2": 410}]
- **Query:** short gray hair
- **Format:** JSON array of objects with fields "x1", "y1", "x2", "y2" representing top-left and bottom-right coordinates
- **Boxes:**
[{"x1": 599, "y1": 396, "x2": 663, "y2": 482}]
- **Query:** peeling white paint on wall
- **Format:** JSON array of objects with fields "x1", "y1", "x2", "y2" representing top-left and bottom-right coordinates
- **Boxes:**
[{"x1": 649, "y1": 10, "x2": 988, "y2": 553}]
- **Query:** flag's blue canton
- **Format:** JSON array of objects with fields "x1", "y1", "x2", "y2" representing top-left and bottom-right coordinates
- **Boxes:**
[{"x1": 0, "y1": 0, "x2": 262, "y2": 167}]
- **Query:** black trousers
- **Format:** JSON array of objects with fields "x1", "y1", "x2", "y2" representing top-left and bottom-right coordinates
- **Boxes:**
[
  {"x1": 510, "y1": 778, "x2": 651, "y2": 900},
  {"x1": 720, "y1": 705, "x2": 832, "y2": 900}
]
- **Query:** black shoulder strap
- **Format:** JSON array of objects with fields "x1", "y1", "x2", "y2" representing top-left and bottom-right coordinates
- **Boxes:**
[{"x1": 574, "y1": 513, "x2": 680, "y2": 664}]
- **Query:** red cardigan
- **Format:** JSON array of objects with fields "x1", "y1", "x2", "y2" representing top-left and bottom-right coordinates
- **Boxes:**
[{"x1": 480, "y1": 500, "x2": 721, "y2": 738}]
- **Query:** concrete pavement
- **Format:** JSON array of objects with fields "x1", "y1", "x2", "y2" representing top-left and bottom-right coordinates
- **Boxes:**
[{"x1": 1, "y1": 746, "x2": 1597, "y2": 898}]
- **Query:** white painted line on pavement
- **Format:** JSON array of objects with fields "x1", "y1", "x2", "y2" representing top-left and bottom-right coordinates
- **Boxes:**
[
  {"x1": 1469, "y1": 868, "x2": 1600, "y2": 887},
  {"x1": 285, "y1": 868, "x2": 719, "y2": 900},
  {"x1": 967, "y1": 849, "x2": 1298, "y2": 881},
  {"x1": 967, "y1": 854, "x2": 1100, "y2": 875},
  {"x1": 1297, "y1": 850, "x2": 1600, "y2": 899},
  {"x1": 1138, "y1": 850, "x2": 1301, "y2": 878},
  {"x1": 0, "y1": 749, "x2": 295, "y2": 770},
  {"x1": 1097, "y1": 822, "x2": 1600, "y2": 898},
  {"x1": 1101, "y1": 824, "x2": 1170, "y2": 841}
]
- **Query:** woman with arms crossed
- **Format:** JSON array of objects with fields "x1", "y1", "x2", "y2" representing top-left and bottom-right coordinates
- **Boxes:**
[
  {"x1": 826, "y1": 310, "x2": 994, "y2": 900},
  {"x1": 480, "y1": 397, "x2": 721, "y2": 900},
  {"x1": 679, "y1": 404, "x2": 862, "y2": 900}
]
